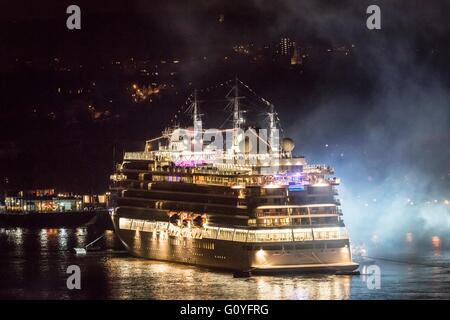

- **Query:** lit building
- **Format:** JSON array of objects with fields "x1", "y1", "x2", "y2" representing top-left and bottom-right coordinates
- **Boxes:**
[
  {"x1": 290, "y1": 44, "x2": 302, "y2": 65},
  {"x1": 3, "y1": 189, "x2": 107, "y2": 213},
  {"x1": 280, "y1": 37, "x2": 294, "y2": 56}
]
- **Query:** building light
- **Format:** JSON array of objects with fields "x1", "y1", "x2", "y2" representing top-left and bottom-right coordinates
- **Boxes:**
[
  {"x1": 263, "y1": 183, "x2": 282, "y2": 189},
  {"x1": 432, "y1": 236, "x2": 441, "y2": 248},
  {"x1": 405, "y1": 232, "x2": 413, "y2": 243},
  {"x1": 311, "y1": 182, "x2": 329, "y2": 187},
  {"x1": 256, "y1": 248, "x2": 265, "y2": 258}
]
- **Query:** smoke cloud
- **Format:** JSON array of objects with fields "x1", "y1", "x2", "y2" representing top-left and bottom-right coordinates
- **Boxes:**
[
  {"x1": 278, "y1": 0, "x2": 450, "y2": 251},
  {"x1": 142, "y1": 0, "x2": 450, "y2": 250}
]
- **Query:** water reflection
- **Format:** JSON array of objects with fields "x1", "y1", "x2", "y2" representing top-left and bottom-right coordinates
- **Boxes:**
[
  {"x1": 57, "y1": 228, "x2": 68, "y2": 248},
  {"x1": 100, "y1": 257, "x2": 353, "y2": 299},
  {"x1": 0, "y1": 228, "x2": 449, "y2": 299}
]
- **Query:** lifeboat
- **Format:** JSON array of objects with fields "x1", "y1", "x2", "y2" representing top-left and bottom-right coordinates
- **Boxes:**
[
  {"x1": 169, "y1": 213, "x2": 180, "y2": 225},
  {"x1": 193, "y1": 215, "x2": 203, "y2": 227}
]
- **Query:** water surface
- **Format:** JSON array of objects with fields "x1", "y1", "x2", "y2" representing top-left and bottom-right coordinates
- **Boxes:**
[{"x1": 0, "y1": 228, "x2": 449, "y2": 299}]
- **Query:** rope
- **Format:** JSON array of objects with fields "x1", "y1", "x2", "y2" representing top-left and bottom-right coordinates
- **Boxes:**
[
  {"x1": 236, "y1": 78, "x2": 284, "y2": 137},
  {"x1": 168, "y1": 78, "x2": 281, "y2": 132},
  {"x1": 363, "y1": 255, "x2": 450, "y2": 269},
  {"x1": 236, "y1": 78, "x2": 271, "y2": 107}
]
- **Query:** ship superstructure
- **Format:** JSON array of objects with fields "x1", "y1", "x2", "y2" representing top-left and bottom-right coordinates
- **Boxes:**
[{"x1": 109, "y1": 79, "x2": 358, "y2": 273}]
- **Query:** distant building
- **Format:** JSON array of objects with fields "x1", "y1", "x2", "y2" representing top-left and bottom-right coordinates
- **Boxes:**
[
  {"x1": 280, "y1": 37, "x2": 294, "y2": 56},
  {"x1": 2, "y1": 188, "x2": 107, "y2": 213},
  {"x1": 290, "y1": 44, "x2": 302, "y2": 65}
]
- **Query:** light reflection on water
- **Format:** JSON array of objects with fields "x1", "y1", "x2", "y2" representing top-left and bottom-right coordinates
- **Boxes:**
[
  {"x1": 101, "y1": 257, "x2": 354, "y2": 300},
  {"x1": 0, "y1": 228, "x2": 449, "y2": 299}
]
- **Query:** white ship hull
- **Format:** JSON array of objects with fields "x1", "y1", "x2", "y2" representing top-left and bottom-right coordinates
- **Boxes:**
[
  {"x1": 109, "y1": 80, "x2": 359, "y2": 274},
  {"x1": 112, "y1": 213, "x2": 358, "y2": 273}
]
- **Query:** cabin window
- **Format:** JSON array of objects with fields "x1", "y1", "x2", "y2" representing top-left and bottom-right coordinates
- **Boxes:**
[
  {"x1": 234, "y1": 230, "x2": 248, "y2": 242},
  {"x1": 217, "y1": 229, "x2": 234, "y2": 241},
  {"x1": 246, "y1": 232, "x2": 256, "y2": 242},
  {"x1": 293, "y1": 230, "x2": 313, "y2": 241},
  {"x1": 119, "y1": 218, "x2": 132, "y2": 230}
]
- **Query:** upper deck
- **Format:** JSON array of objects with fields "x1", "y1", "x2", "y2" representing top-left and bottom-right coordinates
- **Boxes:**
[
  {"x1": 109, "y1": 80, "x2": 345, "y2": 230},
  {"x1": 117, "y1": 150, "x2": 337, "y2": 189}
]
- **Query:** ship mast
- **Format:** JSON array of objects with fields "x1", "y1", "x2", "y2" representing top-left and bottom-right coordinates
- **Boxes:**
[
  {"x1": 268, "y1": 103, "x2": 275, "y2": 135},
  {"x1": 232, "y1": 78, "x2": 243, "y2": 131},
  {"x1": 192, "y1": 89, "x2": 202, "y2": 130},
  {"x1": 267, "y1": 103, "x2": 279, "y2": 154},
  {"x1": 229, "y1": 77, "x2": 245, "y2": 153}
]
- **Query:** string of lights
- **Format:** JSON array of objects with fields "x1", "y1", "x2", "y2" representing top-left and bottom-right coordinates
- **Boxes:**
[
  {"x1": 235, "y1": 78, "x2": 284, "y2": 136},
  {"x1": 236, "y1": 78, "x2": 271, "y2": 107}
]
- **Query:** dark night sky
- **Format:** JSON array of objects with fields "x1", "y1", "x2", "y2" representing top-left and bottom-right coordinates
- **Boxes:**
[
  {"x1": 2, "y1": 1, "x2": 446, "y2": 59},
  {"x1": 1, "y1": 1, "x2": 450, "y2": 243}
]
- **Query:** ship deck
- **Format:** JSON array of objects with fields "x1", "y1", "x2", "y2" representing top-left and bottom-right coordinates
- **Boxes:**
[{"x1": 251, "y1": 262, "x2": 359, "y2": 274}]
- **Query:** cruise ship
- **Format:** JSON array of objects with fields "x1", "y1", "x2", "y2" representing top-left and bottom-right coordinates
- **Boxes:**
[{"x1": 109, "y1": 79, "x2": 358, "y2": 273}]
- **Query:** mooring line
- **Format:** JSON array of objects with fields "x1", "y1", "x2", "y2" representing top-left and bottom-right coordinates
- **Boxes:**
[{"x1": 363, "y1": 256, "x2": 450, "y2": 269}]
